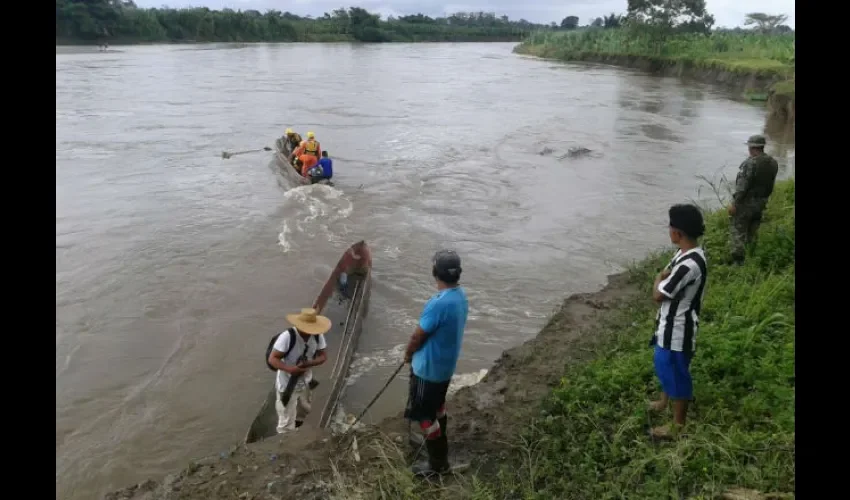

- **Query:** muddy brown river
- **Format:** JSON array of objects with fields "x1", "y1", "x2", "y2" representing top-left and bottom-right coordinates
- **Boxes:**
[{"x1": 56, "y1": 42, "x2": 793, "y2": 500}]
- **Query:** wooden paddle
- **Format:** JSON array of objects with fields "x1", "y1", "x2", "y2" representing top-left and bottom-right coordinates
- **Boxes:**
[{"x1": 221, "y1": 146, "x2": 272, "y2": 159}]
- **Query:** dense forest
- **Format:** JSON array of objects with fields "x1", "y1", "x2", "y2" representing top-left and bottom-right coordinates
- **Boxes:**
[{"x1": 56, "y1": 0, "x2": 555, "y2": 44}]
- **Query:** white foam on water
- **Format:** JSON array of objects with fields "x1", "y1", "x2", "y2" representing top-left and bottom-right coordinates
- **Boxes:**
[
  {"x1": 277, "y1": 220, "x2": 292, "y2": 253},
  {"x1": 276, "y1": 184, "x2": 353, "y2": 251},
  {"x1": 447, "y1": 368, "x2": 488, "y2": 396},
  {"x1": 346, "y1": 344, "x2": 407, "y2": 386},
  {"x1": 329, "y1": 367, "x2": 489, "y2": 435},
  {"x1": 328, "y1": 404, "x2": 363, "y2": 434}
]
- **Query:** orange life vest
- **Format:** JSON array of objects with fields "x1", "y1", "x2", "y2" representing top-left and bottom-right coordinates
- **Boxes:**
[{"x1": 303, "y1": 139, "x2": 319, "y2": 157}]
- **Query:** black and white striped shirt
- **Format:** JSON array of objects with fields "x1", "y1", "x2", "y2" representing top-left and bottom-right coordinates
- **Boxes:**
[{"x1": 654, "y1": 247, "x2": 708, "y2": 354}]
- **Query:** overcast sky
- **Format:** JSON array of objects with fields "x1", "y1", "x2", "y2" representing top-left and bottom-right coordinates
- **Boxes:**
[{"x1": 134, "y1": 0, "x2": 795, "y2": 29}]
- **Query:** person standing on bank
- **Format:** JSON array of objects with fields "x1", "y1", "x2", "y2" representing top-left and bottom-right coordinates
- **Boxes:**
[
  {"x1": 648, "y1": 204, "x2": 708, "y2": 440},
  {"x1": 267, "y1": 308, "x2": 330, "y2": 434},
  {"x1": 404, "y1": 250, "x2": 468, "y2": 476},
  {"x1": 727, "y1": 134, "x2": 779, "y2": 264}
]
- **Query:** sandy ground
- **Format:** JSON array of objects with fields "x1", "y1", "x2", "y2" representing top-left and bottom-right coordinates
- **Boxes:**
[{"x1": 105, "y1": 271, "x2": 640, "y2": 500}]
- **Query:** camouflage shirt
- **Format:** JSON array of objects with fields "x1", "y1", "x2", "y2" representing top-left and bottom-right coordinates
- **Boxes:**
[{"x1": 733, "y1": 153, "x2": 779, "y2": 204}]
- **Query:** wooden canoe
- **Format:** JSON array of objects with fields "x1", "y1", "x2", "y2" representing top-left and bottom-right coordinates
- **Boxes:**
[
  {"x1": 273, "y1": 137, "x2": 332, "y2": 186},
  {"x1": 244, "y1": 240, "x2": 373, "y2": 443}
]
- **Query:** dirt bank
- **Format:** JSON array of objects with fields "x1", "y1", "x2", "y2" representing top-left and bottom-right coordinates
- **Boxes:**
[
  {"x1": 105, "y1": 271, "x2": 641, "y2": 500},
  {"x1": 766, "y1": 80, "x2": 795, "y2": 124},
  {"x1": 513, "y1": 45, "x2": 795, "y2": 127},
  {"x1": 514, "y1": 45, "x2": 788, "y2": 92}
]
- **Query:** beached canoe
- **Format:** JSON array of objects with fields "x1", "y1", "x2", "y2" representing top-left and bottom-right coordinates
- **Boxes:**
[
  {"x1": 244, "y1": 240, "x2": 373, "y2": 443},
  {"x1": 273, "y1": 137, "x2": 332, "y2": 186}
]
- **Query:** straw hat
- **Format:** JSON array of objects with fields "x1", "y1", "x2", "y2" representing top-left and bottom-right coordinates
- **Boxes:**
[{"x1": 285, "y1": 308, "x2": 332, "y2": 335}]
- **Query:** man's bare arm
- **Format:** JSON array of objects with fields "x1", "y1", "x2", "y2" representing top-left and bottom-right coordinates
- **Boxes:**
[
  {"x1": 404, "y1": 325, "x2": 428, "y2": 363},
  {"x1": 268, "y1": 350, "x2": 305, "y2": 374}
]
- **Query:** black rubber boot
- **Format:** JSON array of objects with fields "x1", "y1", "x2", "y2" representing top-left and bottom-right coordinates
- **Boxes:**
[{"x1": 411, "y1": 435, "x2": 450, "y2": 477}]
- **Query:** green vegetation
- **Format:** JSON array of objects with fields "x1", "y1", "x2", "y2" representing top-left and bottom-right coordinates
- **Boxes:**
[
  {"x1": 516, "y1": 30, "x2": 795, "y2": 76},
  {"x1": 516, "y1": 1, "x2": 795, "y2": 91},
  {"x1": 478, "y1": 180, "x2": 795, "y2": 499},
  {"x1": 331, "y1": 179, "x2": 796, "y2": 499},
  {"x1": 56, "y1": 1, "x2": 551, "y2": 45},
  {"x1": 771, "y1": 79, "x2": 796, "y2": 99}
]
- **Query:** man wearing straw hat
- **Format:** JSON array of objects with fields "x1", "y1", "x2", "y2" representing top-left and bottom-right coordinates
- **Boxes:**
[{"x1": 267, "y1": 308, "x2": 331, "y2": 434}]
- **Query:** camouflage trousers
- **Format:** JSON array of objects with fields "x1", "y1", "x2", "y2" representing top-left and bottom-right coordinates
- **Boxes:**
[{"x1": 730, "y1": 200, "x2": 767, "y2": 262}]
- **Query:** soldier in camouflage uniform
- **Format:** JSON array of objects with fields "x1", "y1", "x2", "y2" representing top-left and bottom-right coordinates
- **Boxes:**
[{"x1": 727, "y1": 135, "x2": 779, "y2": 264}]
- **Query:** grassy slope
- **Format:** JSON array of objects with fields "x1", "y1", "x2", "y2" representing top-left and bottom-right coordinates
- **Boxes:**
[
  {"x1": 337, "y1": 180, "x2": 795, "y2": 499},
  {"x1": 515, "y1": 30, "x2": 795, "y2": 96},
  {"x1": 479, "y1": 180, "x2": 795, "y2": 499}
]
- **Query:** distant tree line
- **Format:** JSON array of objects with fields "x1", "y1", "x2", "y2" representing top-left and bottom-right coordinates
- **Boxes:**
[
  {"x1": 555, "y1": 4, "x2": 792, "y2": 35},
  {"x1": 55, "y1": 0, "x2": 555, "y2": 44}
]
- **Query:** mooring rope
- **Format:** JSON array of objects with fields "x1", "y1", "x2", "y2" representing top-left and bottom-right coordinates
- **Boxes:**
[{"x1": 346, "y1": 362, "x2": 406, "y2": 432}]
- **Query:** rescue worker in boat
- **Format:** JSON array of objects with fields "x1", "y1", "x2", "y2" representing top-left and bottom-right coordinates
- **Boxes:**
[
  {"x1": 306, "y1": 150, "x2": 334, "y2": 184},
  {"x1": 284, "y1": 128, "x2": 302, "y2": 154},
  {"x1": 297, "y1": 153, "x2": 319, "y2": 178},
  {"x1": 290, "y1": 131, "x2": 322, "y2": 163},
  {"x1": 403, "y1": 250, "x2": 468, "y2": 477},
  {"x1": 267, "y1": 308, "x2": 330, "y2": 434}
]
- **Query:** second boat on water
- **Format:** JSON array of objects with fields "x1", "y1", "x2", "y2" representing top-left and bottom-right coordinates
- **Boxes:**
[{"x1": 245, "y1": 240, "x2": 373, "y2": 443}]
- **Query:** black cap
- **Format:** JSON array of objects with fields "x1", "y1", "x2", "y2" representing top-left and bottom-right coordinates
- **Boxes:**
[{"x1": 432, "y1": 250, "x2": 462, "y2": 281}]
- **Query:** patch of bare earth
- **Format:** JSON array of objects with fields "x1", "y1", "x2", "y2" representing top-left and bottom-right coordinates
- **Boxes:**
[{"x1": 106, "y1": 272, "x2": 640, "y2": 500}]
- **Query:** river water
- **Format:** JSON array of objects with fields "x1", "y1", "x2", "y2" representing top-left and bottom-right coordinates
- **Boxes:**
[{"x1": 55, "y1": 42, "x2": 793, "y2": 499}]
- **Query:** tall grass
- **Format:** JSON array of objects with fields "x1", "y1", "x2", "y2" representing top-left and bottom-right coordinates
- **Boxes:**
[
  {"x1": 330, "y1": 180, "x2": 795, "y2": 500},
  {"x1": 475, "y1": 179, "x2": 795, "y2": 499},
  {"x1": 517, "y1": 29, "x2": 795, "y2": 75}
]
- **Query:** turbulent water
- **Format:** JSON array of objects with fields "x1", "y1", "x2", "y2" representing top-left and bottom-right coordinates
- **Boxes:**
[{"x1": 55, "y1": 42, "x2": 793, "y2": 500}]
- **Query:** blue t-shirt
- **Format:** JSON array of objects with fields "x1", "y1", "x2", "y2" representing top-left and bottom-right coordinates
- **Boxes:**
[
  {"x1": 318, "y1": 157, "x2": 333, "y2": 178},
  {"x1": 412, "y1": 287, "x2": 468, "y2": 383}
]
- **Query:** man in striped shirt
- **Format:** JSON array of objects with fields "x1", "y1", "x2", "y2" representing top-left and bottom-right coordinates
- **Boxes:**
[{"x1": 649, "y1": 204, "x2": 708, "y2": 439}]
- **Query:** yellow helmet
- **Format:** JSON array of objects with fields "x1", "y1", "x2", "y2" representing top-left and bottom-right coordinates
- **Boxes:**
[
  {"x1": 307, "y1": 131, "x2": 315, "y2": 139},
  {"x1": 285, "y1": 128, "x2": 293, "y2": 135}
]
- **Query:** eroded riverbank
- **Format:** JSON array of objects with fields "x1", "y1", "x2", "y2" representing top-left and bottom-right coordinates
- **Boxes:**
[
  {"x1": 513, "y1": 32, "x2": 796, "y2": 125},
  {"x1": 107, "y1": 269, "x2": 642, "y2": 500},
  {"x1": 57, "y1": 42, "x2": 790, "y2": 499},
  {"x1": 108, "y1": 180, "x2": 795, "y2": 500}
]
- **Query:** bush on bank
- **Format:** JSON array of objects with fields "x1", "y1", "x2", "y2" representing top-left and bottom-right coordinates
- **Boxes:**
[
  {"x1": 334, "y1": 180, "x2": 795, "y2": 499},
  {"x1": 515, "y1": 29, "x2": 795, "y2": 77},
  {"x1": 55, "y1": 2, "x2": 545, "y2": 44}
]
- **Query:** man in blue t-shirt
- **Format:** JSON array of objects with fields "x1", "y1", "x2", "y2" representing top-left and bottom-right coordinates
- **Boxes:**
[{"x1": 404, "y1": 250, "x2": 468, "y2": 476}]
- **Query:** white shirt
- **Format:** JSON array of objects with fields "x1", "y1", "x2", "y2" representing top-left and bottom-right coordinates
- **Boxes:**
[
  {"x1": 272, "y1": 328, "x2": 328, "y2": 392},
  {"x1": 653, "y1": 247, "x2": 708, "y2": 353}
]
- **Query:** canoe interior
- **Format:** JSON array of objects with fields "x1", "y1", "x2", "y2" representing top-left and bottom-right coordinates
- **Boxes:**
[{"x1": 244, "y1": 241, "x2": 373, "y2": 444}]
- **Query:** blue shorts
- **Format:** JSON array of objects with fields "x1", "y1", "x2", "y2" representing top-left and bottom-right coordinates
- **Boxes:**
[{"x1": 653, "y1": 345, "x2": 694, "y2": 400}]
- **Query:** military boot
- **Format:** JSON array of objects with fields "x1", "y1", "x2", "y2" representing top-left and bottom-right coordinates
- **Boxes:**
[{"x1": 411, "y1": 434, "x2": 450, "y2": 477}]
